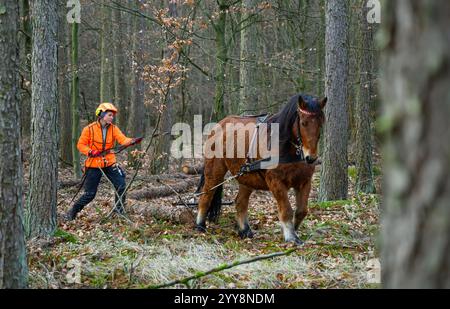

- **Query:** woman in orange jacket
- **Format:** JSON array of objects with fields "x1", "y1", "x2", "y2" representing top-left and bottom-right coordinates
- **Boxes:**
[{"x1": 66, "y1": 103, "x2": 139, "y2": 220}]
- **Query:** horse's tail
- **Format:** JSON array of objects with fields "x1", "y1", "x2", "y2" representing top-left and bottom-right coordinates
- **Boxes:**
[{"x1": 195, "y1": 168, "x2": 223, "y2": 223}]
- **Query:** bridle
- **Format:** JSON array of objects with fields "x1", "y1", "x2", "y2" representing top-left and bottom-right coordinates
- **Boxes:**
[{"x1": 292, "y1": 107, "x2": 321, "y2": 163}]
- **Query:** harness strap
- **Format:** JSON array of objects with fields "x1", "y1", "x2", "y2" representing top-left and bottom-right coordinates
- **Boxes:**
[
  {"x1": 246, "y1": 114, "x2": 269, "y2": 162},
  {"x1": 240, "y1": 112, "x2": 305, "y2": 174}
]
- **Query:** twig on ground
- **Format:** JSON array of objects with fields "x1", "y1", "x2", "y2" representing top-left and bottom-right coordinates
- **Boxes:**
[{"x1": 145, "y1": 248, "x2": 297, "y2": 289}]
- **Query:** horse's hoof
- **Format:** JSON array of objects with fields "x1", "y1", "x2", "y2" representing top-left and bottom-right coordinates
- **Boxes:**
[
  {"x1": 287, "y1": 237, "x2": 304, "y2": 246},
  {"x1": 195, "y1": 224, "x2": 207, "y2": 233},
  {"x1": 238, "y1": 228, "x2": 254, "y2": 239}
]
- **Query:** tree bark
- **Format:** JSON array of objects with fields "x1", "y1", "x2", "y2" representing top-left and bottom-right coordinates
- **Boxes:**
[
  {"x1": 381, "y1": 1, "x2": 450, "y2": 288},
  {"x1": 355, "y1": 1, "x2": 374, "y2": 193},
  {"x1": 159, "y1": 0, "x2": 178, "y2": 172},
  {"x1": 315, "y1": 0, "x2": 325, "y2": 97},
  {"x1": 318, "y1": 0, "x2": 348, "y2": 201},
  {"x1": 71, "y1": 22, "x2": 81, "y2": 179},
  {"x1": 27, "y1": 0, "x2": 59, "y2": 237},
  {"x1": 213, "y1": 1, "x2": 229, "y2": 121},
  {"x1": 127, "y1": 1, "x2": 146, "y2": 166},
  {"x1": 239, "y1": 0, "x2": 259, "y2": 114},
  {"x1": 0, "y1": 0, "x2": 28, "y2": 288},
  {"x1": 58, "y1": 2, "x2": 73, "y2": 166},
  {"x1": 112, "y1": 1, "x2": 128, "y2": 130},
  {"x1": 100, "y1": 0, "x2": 112, "y2": 103},
  {"x1": 19, "y1": 0, "x2": 32, "y2": 139}
]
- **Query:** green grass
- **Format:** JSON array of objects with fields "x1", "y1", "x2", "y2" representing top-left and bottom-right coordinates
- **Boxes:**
[
  {"x1": 310, "y1": 200, "x2": 352, "y2": 210},
  {"x1": 54, "y1": 228, "x2": 78, "y2": 244},
  {"x1": 349, "y1": 166, "x2": 382, "y2": 180}
]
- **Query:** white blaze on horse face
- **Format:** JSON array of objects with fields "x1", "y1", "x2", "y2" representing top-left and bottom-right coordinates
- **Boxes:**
[
  {"x1": 203, "y1": 123, "x2": 224, "y2": 159},
  {"x1": 171, "y1": 122, "x2": 192, "y2": 159}
]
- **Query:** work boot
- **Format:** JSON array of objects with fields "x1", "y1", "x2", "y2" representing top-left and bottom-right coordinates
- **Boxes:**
[{"x1": 64, "y1": 207, "x2": 79, "y2": 221}]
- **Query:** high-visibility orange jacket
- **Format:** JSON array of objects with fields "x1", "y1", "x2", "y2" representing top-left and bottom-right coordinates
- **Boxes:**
[{"x1": 77, "y1": 121, "x2": 133, "y2": 168}]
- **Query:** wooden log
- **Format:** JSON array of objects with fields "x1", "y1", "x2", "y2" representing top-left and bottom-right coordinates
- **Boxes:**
[
  {"x1": 181, "y1": 164, "x2": 203, "y2": 175},
  {"x1": 128, "y1": 177, "x2": 198, "y2": 200},
  {"x1": 131, "y1": 201, "x2": 194, "y2": 224},
  {"x1": 58, "y1": 179, "x2": 81, "y2": 189},
  {"x1": 133, "y1": 172, "x2": 191, "y2": 182}
]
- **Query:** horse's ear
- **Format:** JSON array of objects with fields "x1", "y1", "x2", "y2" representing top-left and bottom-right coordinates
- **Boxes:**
[
  {"x1": 319, "y1": 97, "x2": 327, "y2": 109},
  {"x1": 298, "y1": 96, "x2": 307, "y2": 110}
]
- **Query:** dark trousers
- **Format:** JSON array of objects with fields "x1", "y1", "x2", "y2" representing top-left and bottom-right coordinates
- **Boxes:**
[{"x1": 72, "y1": 165, "x2": 126, "y2": 214}]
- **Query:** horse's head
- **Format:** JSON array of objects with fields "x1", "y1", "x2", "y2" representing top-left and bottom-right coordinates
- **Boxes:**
[{"x1": 295, "y1": 95, "x2": 327, "y2": 164}]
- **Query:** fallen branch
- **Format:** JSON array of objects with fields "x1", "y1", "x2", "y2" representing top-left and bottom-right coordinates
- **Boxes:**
[{"x1": 145, "y1": 248, "x2": 297, "y2": 289}]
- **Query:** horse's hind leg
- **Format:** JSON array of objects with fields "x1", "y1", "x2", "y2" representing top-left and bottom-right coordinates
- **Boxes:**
[
  {"x1": 195, "y1": 158, "x2": 228, "y2": 231},
  {"x1": 267, "y1": 180, "x2": 303, "y2": 245},
  {"x1": 235, "y1": 184, "x2": 254, "y2": 239}
]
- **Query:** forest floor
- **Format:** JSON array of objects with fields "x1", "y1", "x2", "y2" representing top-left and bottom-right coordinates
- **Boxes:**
[{"x1": 26, "y1": 154, "x2": 382, "y2": 289}]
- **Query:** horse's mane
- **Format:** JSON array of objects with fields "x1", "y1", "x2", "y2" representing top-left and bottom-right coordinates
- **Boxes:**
[{"x1": 267, "y1": 94, "x2": 324, "y2": 155}]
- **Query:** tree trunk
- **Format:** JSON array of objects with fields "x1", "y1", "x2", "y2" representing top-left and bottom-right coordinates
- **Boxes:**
[
  {"x1": 71, "y1": 22, "x2": 81, "y2": 179},
  {"x1": 58, "y1": 2, "x2": 73, "y2": 166},
  {"x1": 0, "y1": 0, "x2": 28, "y2": 288},
  {"x1": 100, "y1": 0, "x2": 112, "y2": 103},
  {"x1": 112, "y1": 1, "x2": 128, "y2": 130},
  {"x1": 315, "y1": 0, "x2": 325, "y2": 157},
  {"x1": 297, "y1": 0, "x2": 309, "y2": 91},
  {"x1": 239, "y1": 0, "x2": 259, "y2": 114},
  {"x1": 159, "y1": 0, "x2": 179, "y2": 172},
  {"x1": 355, "y1": 1, "x2": 374, "y2": 193},
  {"x1": 127, "y1": 2, "x2": 145, "y2": 165},
  {"x1": 213, "y1": 1, "x2": 228, "y2": 121},
  {"x1": 19, "y1": 0, "x2": 32, "y2": 139},
  {"x1": 27, "y1": 0, "x2": 59, "y2": 238},
  {"x1": 318, "y1": 0, "x2": 348, "y2": 201},
  {"x1": 315, "y1": 0, "x2": 325, "y2": 97},
  {"x1": 381, "y1": 1, "x2": 450, "y2": 288}
]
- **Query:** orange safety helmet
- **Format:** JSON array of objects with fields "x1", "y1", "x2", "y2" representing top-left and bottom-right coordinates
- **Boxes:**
[{"x1": 95, "y1": 103, "x2": 118, "y2": 117}]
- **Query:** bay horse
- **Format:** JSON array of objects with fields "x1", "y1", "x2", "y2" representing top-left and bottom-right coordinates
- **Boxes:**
[{"x1": 195, "y1": 94, "x2": 327, "y2": 245}]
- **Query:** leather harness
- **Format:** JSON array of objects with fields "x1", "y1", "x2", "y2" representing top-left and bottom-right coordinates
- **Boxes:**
[{"x1": 238, "y1": 110, "x2": 306, "y2": 176}]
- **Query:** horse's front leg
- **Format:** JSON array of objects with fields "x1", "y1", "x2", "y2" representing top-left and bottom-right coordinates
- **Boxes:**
[
  {"x1": 268, "y1": 181, "x2": 303, "y2": 245},
  {"x1": 294, "y1": 180, "x2": 311, "y2": 231}
]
